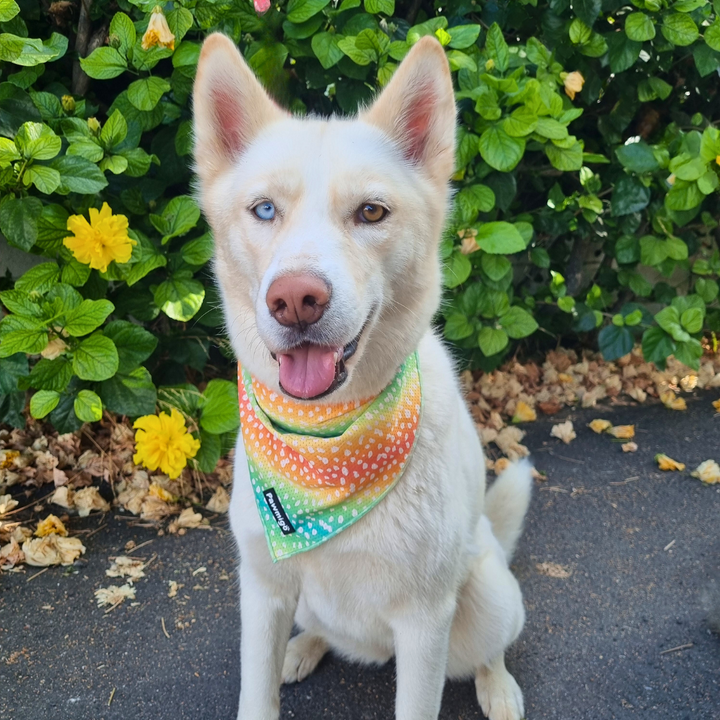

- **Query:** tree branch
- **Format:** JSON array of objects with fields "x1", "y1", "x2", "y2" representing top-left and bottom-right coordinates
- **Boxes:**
[{"x1": 71, "y1": 0, "x2": 93, "y2": 96}]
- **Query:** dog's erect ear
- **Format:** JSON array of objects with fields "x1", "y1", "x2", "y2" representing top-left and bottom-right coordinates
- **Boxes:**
[
  {"x1": 193, "y1": 33, "x2": 286, "y2": 183},
  {"x1": 362, "y1": 36, "x2": 456, "y2": 182}
]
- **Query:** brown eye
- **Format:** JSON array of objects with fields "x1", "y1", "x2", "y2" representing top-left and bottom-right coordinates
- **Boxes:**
[{"x1": 358, "y1": 203, "x2": 387, "y2": 223}]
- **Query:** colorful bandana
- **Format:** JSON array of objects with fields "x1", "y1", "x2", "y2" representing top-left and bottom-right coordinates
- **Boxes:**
[{"x1": 237, "y1": 353, "x2": 422, "y2": 561}]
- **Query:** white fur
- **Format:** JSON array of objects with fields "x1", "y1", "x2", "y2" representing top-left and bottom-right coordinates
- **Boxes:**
[{"x1": 193, "y1": 33, "x2": 533, "y2": 720}]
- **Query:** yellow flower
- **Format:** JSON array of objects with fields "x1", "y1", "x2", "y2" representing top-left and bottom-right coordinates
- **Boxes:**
[
  {"x1": 142, "y1": 6, "x2": 175, "y2": 51},
  {"x1": 655, "y1": 454, "x2": 685, "y2": 472},
  {"x1": 35, "y1": 514, "x2": 68, "y2": 537},
  {"x1": 64, "y1": 203, "x2": 135, "y2": 273},
  {"x1": 563, "y1": 71, "x2": 585, "y2": 100},
  {"x1": 133, "y1": 409, "x2": 200, "y2": 480}
]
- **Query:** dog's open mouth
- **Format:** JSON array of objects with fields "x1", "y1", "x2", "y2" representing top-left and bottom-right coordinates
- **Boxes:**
[{"x1": 271, "y1": 328, "x2": 364, "y2": 401}]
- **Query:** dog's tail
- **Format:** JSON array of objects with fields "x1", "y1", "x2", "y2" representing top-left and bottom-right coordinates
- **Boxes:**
[{"x1": 485, "y1": 459, "x2": 533, "y2": 563}]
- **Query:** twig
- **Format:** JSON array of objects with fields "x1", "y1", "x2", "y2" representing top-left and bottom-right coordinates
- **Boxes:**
[
  {"x1": 108, "y1": 688, "x2": 116, "y2": 706},
  {"x1": 161, "y1": 617, "x2": 170, "y2": 639},
  {"x1": 610, "y1": 476, "x2": 640, "y2": 486},
  {"x1": 547, "y1": 450, "x2": 585, "y2": 464},
  {"x1": 663, "y1": 539, "x2": 676, "y2": 551},
  {"x1": 86, "y1": 523, "x2": 108, "y2": 538},
  {"x1": 27, "y1": 567, "x2": 50, "y2": 582},
  {"x1": 660, "y1": 642, "x2": 693, "y2": 655},
  {"x1": 71, "y1": 0, "x2": 93, "y2": 95},
  {"x1": 126, "y1": 539, "x2": 154, "y2": 554}
]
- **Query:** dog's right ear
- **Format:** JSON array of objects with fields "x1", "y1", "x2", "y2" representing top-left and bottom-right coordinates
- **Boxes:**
[{"x1": 193, "y1": 33, "x2": 286, "y2": 184}]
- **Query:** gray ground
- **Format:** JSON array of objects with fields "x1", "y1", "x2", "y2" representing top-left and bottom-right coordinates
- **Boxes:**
[{"x1": 1, "y1": 392, "x2": 719, "y2": 720}]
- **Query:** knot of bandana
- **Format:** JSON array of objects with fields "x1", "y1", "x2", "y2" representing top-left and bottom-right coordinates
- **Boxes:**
[{"x1": 238, "y1": 353, "x2": 422, "y2": 561}]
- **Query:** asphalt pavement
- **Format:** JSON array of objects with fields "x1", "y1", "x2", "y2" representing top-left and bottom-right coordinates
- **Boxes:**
[{"x1": 2, "y1": 392, "x2": 719, "y2": 720}]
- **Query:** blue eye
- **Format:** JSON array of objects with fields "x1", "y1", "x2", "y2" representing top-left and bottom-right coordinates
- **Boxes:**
[{"x1": 253, "y1": 201, "x2": 275, "y2": 221}]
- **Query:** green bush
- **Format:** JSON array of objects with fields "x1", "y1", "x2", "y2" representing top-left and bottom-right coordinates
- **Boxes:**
[{"x1": 0, "y1": 0, "x2": 719, "y2": 447}]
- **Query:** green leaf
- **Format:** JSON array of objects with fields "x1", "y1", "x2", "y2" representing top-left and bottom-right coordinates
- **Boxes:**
[
  {"x1": 534, "y1": 117, "x2": 568, "y2": 141},
  {"x1": 127, "y1": 77, "x2": 171, "y2": 111},
  {"x1": 446, "y1": 51, "x2": 477, "y2": 72},
  {"x1": 662, "y1": 14, "x2": 699, "y2": 46},
  {"x1": 705, "y1": 19, "x2": 720, "y2": 52},
  {"x1": 640, "y1": 235, "x2": 668, "y2": 266},
  {"x1": 153, "y1": 273, "x2": 205, "y2": 321},
  {"x1": 642, "y1": 326, "x2": 675, "y2": 368},
  {"x1": 478, "y1": 326, "x2": 509, "y2": 356},
  {"x1": 665, "y1": 180, "x2": 704, "y2": 211},
  {"x1": 74, "y1": 389, "x2": 103, "y2": 423},
  {"x1": 615, "y1": 141, "x2": 659, "y2": 173},
  {"x1": 611, "y1": 176, "x2": 651, "y2": 216},
  {"x1": 447, "y1": 25, "x2": 481, "y2": 50},
  {"x1": 574, "y1": 0, "x2": 601, "y2": 27},
  {"x1": 311, "y1": 32, "x2": 344, "y2": 69},
  {"x1": 485, "y1": 23, "x2": 509, "y2": 72},
  {"x1": 286, "y1": 0, "x2": 331, "y2": 23},
  {"x1": 80, "y1": 46, "x2": 127, "y2": 80},
  {"x1": 15, "y1": 121, "x2": 60, "y2": 160},
  {"x1": 478, "y1": 126, "x2": 525, "y2": 172},
  {"x1": 100, "y1": 366, "x2": 157, "y2": 417},
  {"x1": 546, "y1": 141, "x2": 583, "y2": 171},
  {"x1": 530, "y1": 247, "x2": 550, "y2": 268},
  {"x1": 0, "y1": 135, "x2": 20, "y2": 164},
  {"x1": 150, "y1": 195, "x2": 200, "y2": 244},
  {"x1": 52, "y1": 155, "x2": 108, "y2": 195},
  {"x1": 61, "y1": 258, "x2": 91, "y2": 287},
  {"x1": 200, "y1": 379, "x2": 239, "y2": 434},
  {"x1": 194, "y1": 429, "x2": 222, "y2": 474},
  {"x1": 674, "y1": 338, "x2": 703, "y2": 369},
  {"x1": 598, "y1": 324, "x2": 633, "y2": 361},
  {"x1": 476, "y1": 222, "x2": 526, "y2": 254},
  {"x1": 100, "y1": 109, "x2": 127, "y2": 150},
  {"x1": 456, "y1": 185, "x2": 495, "y2": 223},
  {"x1": 680, "y1": 307, "x2": 703, "y2": 333},
  {"x1": 30, "y1": 389, "x2": 59, "y2": 419},
  {"x1": 14, "y1": 262, "x2": 59, "y2": 293},
  {"x1": 698, "y1": 170, "x2": 719, "y2": 195},
  {"x1": 665, "y1": 236, "x2": 688, "y2": 260},
  {"x1": 0, "y1": 0, "x2": 20, "y2": 22},
  {"x1": 654, "y1": 306, "x2": 690, "y2": 342},
  {"x1": 625, "y1": 12, "x2": 656, "y2": 42},
  {"x1": 443, "y1": 313, "x2": 474, "y2": 340},
  {"x1": 181, "y1": 233, "x2": 214, "y2": 266},
  {"x1": 67, "y1": 140, "x2": 104, "y2": 162},
  {"x1": 72, "y1": 334, "x2": 119, "y2": 381},
  {"x1": 0, "y1": 196, "x2": 42, "y2": 251},
  {"x1": 502, "y1": 106, "x2": 538, "y2": 137},
  {"x1": 695, "y1": 278, "x2": 719, "y2": 304},
  {"x1": 606, "y1": 33, "x2": 641, "y2": 73},
  {"x1": 109, "y1": 12, "x2": 136, "y2": 55},
  {"x1": 23, "y1": 165, "x2": 61, "y2": 194},
  {"x1": 499, "y1": 306, "x2": 538, "y2": 339},
  {"x1": 26, "y1": 357, "x2": 72, "y2": 392},
  {"x1": 103, "y1": 319, "x2": 158, "y2": 373},
  {"x1": 481, "y1": 253, "x2": 511, "y2": 281},
  {"x1": 365, "y1": 0, "x2": 394, "y2": 13},
  {"x1": 166, "y1": 7, "x2": 194, "y2": 44},
  {"x1": 1, "y1": 33, "x2": 68, "y2": 67},
  {"x1": 62, "y1": 299, "x2": 114, "y2": 337},
  {"x1": 443, "y1": 250, "x2": 472, "y2": 288},
  {"x1": 670, "y1": 155, "x2": 707, "y2": 181},
  {"x1": 0, "y1": 353, "x2": 28, "y2": 393}
]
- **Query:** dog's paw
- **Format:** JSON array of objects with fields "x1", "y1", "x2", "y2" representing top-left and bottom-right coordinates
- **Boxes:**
[
  {"x1": 282, "y1": 633, "x2": 328, "y2": 684},
  {"x1": 475, "y1": 662, "x2": 524, "y2": 720}
]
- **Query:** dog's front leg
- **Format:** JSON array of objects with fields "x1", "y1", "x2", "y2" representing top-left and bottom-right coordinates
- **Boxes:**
[
  {"x1": 237, "y1": 560, "x2": 298, "y2": 720},
  {"x1": 392, "y1": 600, "x2": 455, "y2": 720}
]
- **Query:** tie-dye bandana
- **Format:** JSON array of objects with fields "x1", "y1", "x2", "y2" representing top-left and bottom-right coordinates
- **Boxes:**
[{"x1": 237, "y1": 353, "x2": 422, "y2": 561}]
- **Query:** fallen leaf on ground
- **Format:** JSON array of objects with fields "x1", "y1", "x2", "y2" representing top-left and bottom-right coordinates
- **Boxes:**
[
  {"x1": 536, "y1": 562, "x2": 572, "y2": 579},
  {"x1": 512, "y1": 401, "x2": 536, "y2": 423},
  {"x1": 51, "y1": 486, "x2": 74, "y2": 510},
  {"x1": 621, "y1": 442, "x2": 638, "y2": 453},
  {"x1": 690, "y1": 460, "x2": 720, "y2": 485},
  {"x1": 550, "y1": 421, "x2": 576, "y2": 444},
  {"x1": 205, "y1": 486, "x2": 230, "y2": 514},
  {"x1": 74, "y1": 487, "x2": 111, "y2": 517},
  {"x1": 655, "y1": 454, "x2": 685, "y2": 472},
  {"x1": 608, "y1": 425, "x2": 635, "y2": 439},
  {"x1": 660, "y1": 390, "x2": 686, "y2": 411},
  {"x1": 22, "y1": 535, "x2": 85, "y2": 566},
  {"x1": 0, "y1": 494, "x2": 18, "y2": 515},
  {"x1": 106, "y1": 556, "x2": 146, "y2": 582},
  {"x1": 95, "y1": 584, "x2": 136, "y2": 608},
  {"x1": 0, "y1": 538, "x2": 24, "y2": 568},
  {"x1": 588, "y1": 419, "x2": 612, "y2": 434},
  {"x1": 35, "y1": 514, "x2": 68, "y2": 537}
]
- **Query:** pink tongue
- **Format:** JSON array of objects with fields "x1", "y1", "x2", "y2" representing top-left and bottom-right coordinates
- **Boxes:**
[{"x1": 278, "y1": 345, "x2": 338, "y2": 399}]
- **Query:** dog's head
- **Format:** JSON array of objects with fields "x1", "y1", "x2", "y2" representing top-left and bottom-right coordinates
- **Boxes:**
[{"x1": 193, "y1": 34, "x2": 456, "y2": 402}]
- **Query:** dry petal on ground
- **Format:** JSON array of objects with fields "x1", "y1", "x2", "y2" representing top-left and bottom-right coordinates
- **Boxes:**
[
  {"x1": 655, "y1": 454, "x2": 685, "y2": 472},
  {"x1": 713, "y1": 398, "x2": 720, "y2": 412},
  {"x1": 494, "y1": 427, "x2": 530, "y2": 460},
  {"x1": 550, "y1": 421, "x2": 576, "y2": 444},
  {"x1": 148, "y1": 481, "x2": 178, "y2": 503},
  {"x1": 35, "y1": 514, "x2": 68, "y2": 537},
  {"x1": 178, "y1": 508, "x2": 203, "y2": 528},
  {"x1": 0, "y1": 494, "x2": 19, "y2": 515},
  {"x1": 588, "y1": 419, "x2": 612, "y2": 434},
  {"x1": 106, "y1": 556, "x2": 146, "y2": 582},
  {"x1": 512, "y1": 401, "x2": 536, "y2": 423},
  {"x1": 168, "y1": 580, "x2": 183, "y2": 598},
  {"x1": 608, "y1": 425, "x2": 635, "y2": 439},
  {"x1": 622, "y1": 442, "x2": 638, "y2": 453},
  {"x1": 95, "y1": 583, "x2": 136, "y2": 608},
  {"x1": 536, "y1": 562, "x2": 572, "y2": 579},
  {"x1": 205, "y1": 486, "x2": 230, "y2": 514},
  {"x1": 51, "y1": 486, "x2": 74, "y2": 510},
  {"x1": 22, "y1": 535, "x2": 85, "y2": 566},
  {"x1": 140, "y1": 496, "x2": 176, "y2": 521},
  {"x1": 493, "y1": 458, "x2": 511, "y2": 474},
  {"x1": 660, "y1": 390, "x2": 687, "y2": 411},
  {"x1": 74, "y1": 487, "x2": 111, "y2": 517},
  {"x1": 0, "y1": 538, "x2": 25, "y2": 568},
  {"x1": 690, "y1": 460, "x2": 720, "y2": 485}
]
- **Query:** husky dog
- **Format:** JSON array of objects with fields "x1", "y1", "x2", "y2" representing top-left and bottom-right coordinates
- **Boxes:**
[{"x1": 193, "y1": 33, "x2": 533, "y2": 720}]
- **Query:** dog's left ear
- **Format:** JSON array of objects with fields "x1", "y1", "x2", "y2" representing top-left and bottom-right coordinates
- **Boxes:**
[{"x1": 362, "y1": 36, "x2": 456, "y2": 183}]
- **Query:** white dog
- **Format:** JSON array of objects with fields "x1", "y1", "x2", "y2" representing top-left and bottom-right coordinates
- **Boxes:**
[{"x1": 193, "y1": 33, "x2": 533, "y2": 720}]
